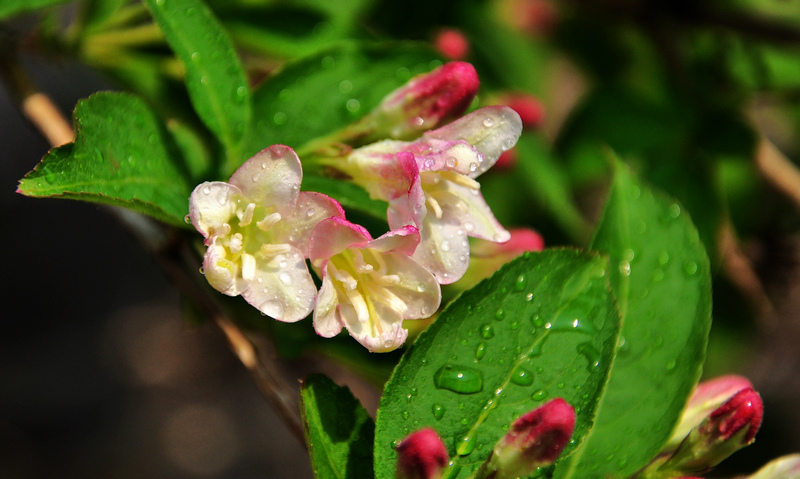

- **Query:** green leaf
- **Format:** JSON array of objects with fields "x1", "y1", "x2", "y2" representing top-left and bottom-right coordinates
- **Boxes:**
[
  {"x1": 17, "y1": 92, "x2": 192, "y2": 226},
  {"x1": 245, "y1": 42, "x2": 441, "y2": 162},
  {"x1": 144, "y1": 0, "x2": 250, "y2": 163},
  {"x1": 556, "y1": 161, "x2": 711, "y2": 478},
  {"x1": 0, "y1": 0, "x2": 70, "y2": 19},
  {"x1": 301, "y1": 374, "x2": 375, "y2": 479},
  {"x1": 374, "y1": 250, "x2": 621, "y2": 479}
]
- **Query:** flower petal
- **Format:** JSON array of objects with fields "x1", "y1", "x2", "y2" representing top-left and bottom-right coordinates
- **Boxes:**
[
  {"x1": 272, "y1": 192, "x2": 345, "y2": 256},
  {"x1": 189, "y1": 181, "x2": 241, "y2": 239},
  {"x1": 412, "y1": 217, "x2": 471, "y2": 284},
  {"x1": 428, "y1": 176, "x2": 510, "y2": 242},
  {"x1": 229, "y1": 145, "x2": 303, "y2": 214},
  {"x1": 368, "y1": 225, "x2": 421, "y2": 257},
  {"x1": 203, "y1": 242, "x2": 244, "y2": 295},
  {"x1": 380, "y1": 251, "x2": 441, "y2": 318},
  {"x1": 344, "y1": 145, "x2": 419, "y2": 200},
  {"x1": 424, "y1": 106, "x2": 522, "y2": 177},
  {"x1": 344, "y1": 307, "x2": 409, "y2": 353},
  {"x1": 240, "y1": 247, "x2": 316, "y2": 322},
  {"x1": 313, "y1": 271, "x2": 344, "y2": 338},
  {"x1": 308, "y1": 217, "x2": 372, "y2": 266}
]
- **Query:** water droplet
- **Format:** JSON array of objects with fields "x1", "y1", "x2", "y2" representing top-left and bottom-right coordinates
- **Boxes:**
[
  {"x1": 653, "y1": 268, "x2": 664, "y2": 282},
  {"x1": 198, "y1": 266, "x2": 205, "y2": 275},
  {"x1": 346, "y1": 99, "x2": 360, "y2": 112},
  {"x1": 457, "y1": 434, "x2": 476, "y2": 456},
  {"x1": 668, "y1": 203, "x2": 681, "y2": 218},
  {"x1": 619, "y1": 260, "x2": 631, "y2": 276},
  {"x1": 483, "y1": 117, "x2": 495, "y2": 127},
  {"x1": 510, "y1": 367, "x2": 534, "y2": 386},
  {"x1": 510, "y1": 321, "x2": 519, "y2": 330},
  {"x1": 495, "y1": 309, "x2": 505, "y2": 321},
  {"x1": 184, "y1": 214, "x2": 192, "y2": 224},
  {"x1": 445, "y1": 157, "x2": 457, "y2": 168},
  {"x1": 434, "y1": 365, "x2": 483, "y2": 394},
  {"x1": 191, "y1": 52, "x2": 200, "y2": 62},
  {"x1": 432, "y1": 404, "x2": 445, "y2": 420},
  {"x1": 514, "y1": 275, "x2": 526, "y2": 291},
  {"x1": 665, "y1": 359, "x2": 676, "y2": 371},
  {"x1": 622, "y1": 249, "x2": 635, "y2": 262},
  {"x1": 531, "y1": 314, "x2": 543, "y2": 327},
  {"x1": 321, "y1": 56, "x2": 335, "y2": 68},
  {"x1": 469, "y1": 162, "x2": 478, "y2": 172},
  {"x1": 532, "y1": 390, "x2": 547, "y2": 401},
  {"x1": 683, "y1": 261, "x2": 698, "y2": 275},
  {"x1": 441, "y1": 241, "x2": 450, "y2": 252},
  {"x1": 279, "y1": 273, "x2": 292, "y2": 285},
  {"x1": 658, "y1": 251, "x2": 670, "y2": 266},
  {"x1": 479, "y1": 323, "x2": 495, "y2": 339},
  {"x1": 338, "y1": 80, "x2": 353, "y2": 93},
  {"x1": 414, "y1": 116, "x2": 424, "y2": 126},
  {"x1": 273, "y1": 112, "x2": 287, "y2": 125},
  {"x1": 475, "y1": 342, "x2": 487, "y2": 360},
  {"x1": 577, "y1": 342, "x2": 601, "y2": 370},
  {"x1": 402, "y1": 411, "x2": 409, "y2": 420}
]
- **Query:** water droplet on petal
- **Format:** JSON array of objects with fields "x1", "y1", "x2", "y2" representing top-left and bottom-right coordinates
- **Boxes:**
[
  {"x1": 279, "y1": 273, "x2": 292, "y2": 285},
  {"x1": 483, "y1": 117, "x2": 495, "y2": 127},
  {"x1": 445, "y1": 157, "x2": 457, "y2": 168}
]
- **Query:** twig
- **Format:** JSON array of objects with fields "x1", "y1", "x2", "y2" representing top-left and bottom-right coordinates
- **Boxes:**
[
  {"x1": 755, "y1": 136, "x2": 800, "y2": 210},
  {"x1": 3, "y1": 57, "x2": 307, "y2": 447}
]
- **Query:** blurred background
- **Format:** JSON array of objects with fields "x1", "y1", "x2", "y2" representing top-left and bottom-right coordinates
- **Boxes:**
[{"x1": 5, "y1": 0, "x2": 800, "y2": 477}]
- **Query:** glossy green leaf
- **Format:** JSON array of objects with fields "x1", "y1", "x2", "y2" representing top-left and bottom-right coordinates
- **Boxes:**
[
  {"x1": 0, "y1": 0, "x2": 70, "y2": 19},
  {"x1": 301, "y1": 374, "x2": 375, "y2": 479},
  {"x1": 374, "y1": 250, "x2": 620, "y2": 479},
  {"x1": 144, "y1": 0, "x2": 250, "y2": 163},
  {"x1": 17, "y1": 92, "x2": 192, "y2": 226},
  {"x1": 556, "y1": 161, "x2": 712, "y2": 478}
]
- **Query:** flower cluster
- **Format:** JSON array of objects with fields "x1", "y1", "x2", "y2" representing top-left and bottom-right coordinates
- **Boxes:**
[{"x1": 189, "y1": 62, "x2": 521, "y2": 351}]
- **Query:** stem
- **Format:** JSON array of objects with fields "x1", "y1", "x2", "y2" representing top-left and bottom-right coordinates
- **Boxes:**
[
  {"x1": 755, "y1": 136, "x2": 800, "y2": 210},
  {"x1": 3, "y1": 56, "x2": 307, "y2": 448}
]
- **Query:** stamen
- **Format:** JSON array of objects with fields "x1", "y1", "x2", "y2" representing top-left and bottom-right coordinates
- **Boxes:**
[
  {"x1": 427, "y1": 194, "x2": 444, "y2": 219},
  {"x1": 239, "y1": 203, "x2": 256, "y2": 226},
  {"x1": 260, "y1": 243, "x2": 292, "y2": 257},
  {"x1": 376, "y1": 274, "x2": 401, "y2": 286},
  {"x1": 364, "y1": 281, "x2": 408, "y2": 316},
  {"x1": 445, "y1": 171, "x2": 480, "y2": 190},
  {"x1": 345, "y1": 287, "x2": 370, "y2": 324},
  {"x1": 330, "y1": 264, "x2": 358, "y2": 291},
  {"x1": 229, "y1": 233, "x2": 244, "y2": 254},
  {"x1": 241, "y1": 253, "x2": 256, "y2": 281},
  {"x1": 352, "y1": 249, "x2": 374, "y2": 273},
  {"x1": 257, "y1": 212, "x2": 282, "y2": 231}
]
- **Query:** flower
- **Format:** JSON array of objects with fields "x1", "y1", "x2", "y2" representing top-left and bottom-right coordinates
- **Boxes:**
[
  {"x1": 341, "y1": 106, "x2": 522, "y2": 283},
  {"x1": 457, "y1": 228, "x2": 545, "y2": 290},
  {"x1": 486, "y1": 398, "x2": 576, "y2": 479},
  {"x1": 748, "y1": 454, "x2": 800, "y2": 479},
  {"x1": 308, "y1": 217, "x2": 441, "y2": 352},
  {"x1": 189, "y1": 145, "x2": 343, "y2": 322},
  {"x1": 363, "y1": 61, "x2": 480, "y2": 141},
  {"x1": 395, "y1": 428, "x2": 449, "y2": 479}
]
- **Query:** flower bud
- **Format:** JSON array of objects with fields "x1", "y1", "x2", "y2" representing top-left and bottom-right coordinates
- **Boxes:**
[
  {"x1": 433, "y1": 28, "x2": 471, "y2": 60},
  {"x1": 396, "y1": 428, "x2": 449, "y2": 479},
  {"x1": 370, "y1": 62, "x2": 480, "y2": 140},
  {"x1": 660, "y1": 388, "x2": 763, "y2": 474},
  {"x1": 666, "y1": 375, "x2": 753, "y2": 451},
  {"x1": 498, "y1": 93, "x2": 545, "y2": 129},
  {"x1": 486, "y1": 398, "x2": 576, "y2": 479}
]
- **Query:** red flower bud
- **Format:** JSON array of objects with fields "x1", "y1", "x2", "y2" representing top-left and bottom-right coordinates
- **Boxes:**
[
  {"x1": 656, "y1": 388, "x2": 763, "y2": 475},
  {"x1": 433, "y1": 28, "x2": 471, "y2": 60},
  {"x1": 498, "y1": 93, "x2": 545, "y2": 129},
  {"x1": 487, "y1": 398, "x2": 575, "y2": 478},
  {"x1": 374, "y1": 62, "x2": 480, "y2": 140},
  {"x1": 396, "y1": 428, "x2": 449, "y2": 479},
  {"x1": 495, "y1": 149, "x2": 518, "y2": 169}
]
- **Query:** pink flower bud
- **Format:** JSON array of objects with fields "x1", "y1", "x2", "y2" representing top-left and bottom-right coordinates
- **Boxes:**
[
  {"x1": 433, "y1": 28, "x2": 471, "y2": 60},
  {"x1": 495, "y1": 149, "x2": 518, "y2": 169},
  {"x1": 487, "y1": 398, "x2": 576, "y2": 478},
  {"x1": 396, "y1": 428, "x2": 449, "y2": 479},
  {"x1": 498, "y1": 93, "x2": 545, "y2": 129},
  {"x1": 658, "y1": 388, "x2": 763, "y2": 475},
  {"x1": 666, "y1": 375, "x2": 753, "y2": 450},
  {"x1": 375, "y1": 62, "x2": 480, "y2": 140}
]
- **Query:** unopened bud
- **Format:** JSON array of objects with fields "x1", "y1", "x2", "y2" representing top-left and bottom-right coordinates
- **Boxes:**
[
  {"x1": 660, "y1": 388, "x2": 763, "y2": 474},
  {"x1": 371, "y1": 62, "x2": 480, "y2": 140},
  {"x1": 433, "y1": 28, "x2": 471, "y2": 60},
  {"x1": 396, "y1": 428, "x2": 449, "y2": 479},
  {"x1": 486, "y1": 398, "x2": 575, "y2": 479},
  {"x1": 497, "y1": 93, "x2": 545, "y2": 129},
  {"x1": 666, "y1": 375, "x2": 753, "y2": 451},
  {"x1": 495, "y1": 149, "x2": 518, "y2": 169}
]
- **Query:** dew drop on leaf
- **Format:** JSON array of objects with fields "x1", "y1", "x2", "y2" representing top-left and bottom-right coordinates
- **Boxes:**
[
  {"x1": 514, "y1": 274, "x2": 526, "y2": 291},
  {"x1": 457, "y1": 434, "x2": 476, "y2": 456},
  {"x1": 479, "y1": 323, "x2": 495, "y2": 339},
  {"x1": 432, "y1": 404, "x2": 445, "y2": 420},
  {"x1": 475, "y1": 342, "x2": 486, "y2": 360},
  {"x1": 495, "y1": 308, "x2": 505, "y2": 321},
  {"x1": 433, "y1": 365, "x2": 483, "y2": 394},
  {"x1": 532, "y1": 390, "x2": 547, "y2": 401},
  {"x1": 510, "y1": 367, "x2": 534, "y2": 386}
]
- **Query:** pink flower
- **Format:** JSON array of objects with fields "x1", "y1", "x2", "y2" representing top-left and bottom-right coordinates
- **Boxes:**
[
  {"x1": 487, "y1": 398, "x2": 576, "y2": 478},
  {"x1": 342, "y1": 106, "x2": 522, "y2": 284},
  {"x1": 748, "y1": 454, "x2": 800, "y2": 479},
  {"x1": 498, "y1": 92, "x2": 545, "y2": 129},
  {"x1": 395, "y1": 428, "x2": 449, "y2": 479},
  {"x1": 433, "y1": 28, "x2": 471, "y2": 60},
  {"x1": 308, "y1": 218, "x2": 440, "y2": 352},
  {"x1": 189, "y1": 145, "x2": 343, "y2": 321}
]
